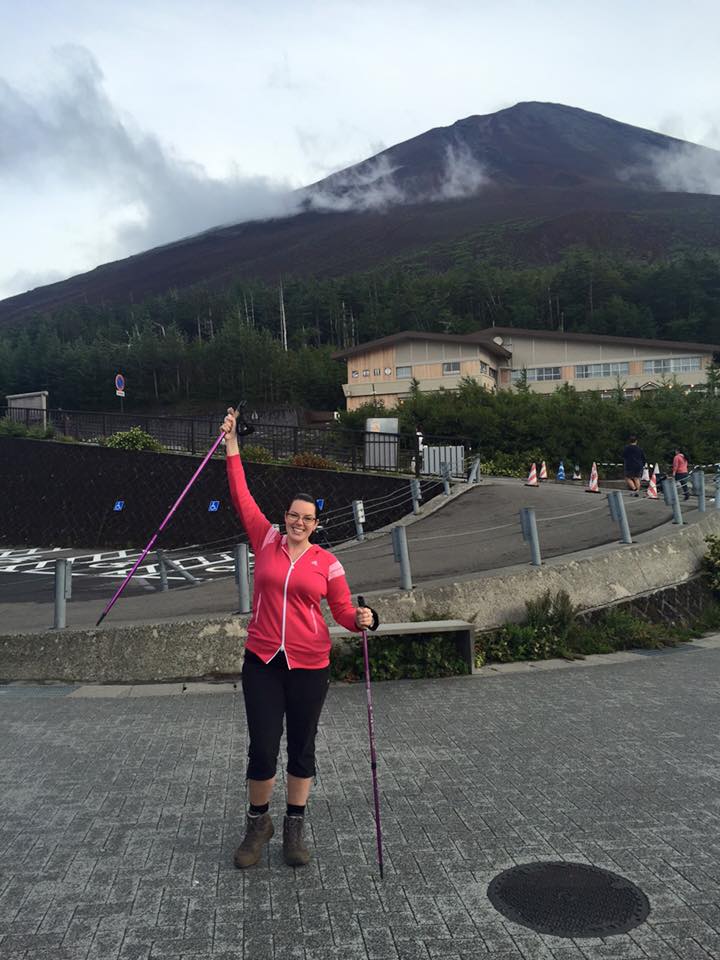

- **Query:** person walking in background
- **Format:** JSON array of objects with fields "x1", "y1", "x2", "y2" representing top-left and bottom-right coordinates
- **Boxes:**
[
  {"x1": 672, "y1": 447, "x2": 691, "y2": 501},
  {"x1": 623, "y1": 435, "x2": 647, "y2": 497},
  {"x1": 221, "y1": 407, "x2": 377, "y2": 870}
]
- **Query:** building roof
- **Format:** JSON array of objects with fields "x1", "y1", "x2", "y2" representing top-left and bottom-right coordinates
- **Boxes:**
[
  {"x1": 332, "y1": 330, "x2": 512, "y2": 361},
  {"x1": 333, "y1": 326, "x2": 720, "y2": 364},
  {"x1": 476, "y1": 326, "x2": 720, "y2": 354}
]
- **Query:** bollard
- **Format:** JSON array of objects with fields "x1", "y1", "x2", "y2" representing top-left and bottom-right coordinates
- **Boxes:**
[
  {"x1": 694, "y1": 467, "x2": 706, "y2": 513},
  {"x1": 440, "y1": 461, "x2": 451, "y2": 496},
  {"x1": 234, "y1": 543, "x2": 251, "y2": 614},
  {"x1": 607, "y1": 490, "x2": 632, "y2": 544},
  {"x1": 519, "y1": 507, "x2": 541, "y2": 566},
  {"x1": 157, "y1": 550, "x2": 169, "y2": 591},
  {"x1": 662, "y1": 478, "x2": 683, "y2": 525},
  {"x1": 410, "y1": 478, "x2": 422, "y2": 515},
  {"x1": 391, "y1": 526, "x2": 413, "y2": 590},
  {"x1": 352, "y1": 500, "x2": 365, "y2": 541},
  {"x1": 53, "y1": 558, "x2": 72, "y2": 629}
]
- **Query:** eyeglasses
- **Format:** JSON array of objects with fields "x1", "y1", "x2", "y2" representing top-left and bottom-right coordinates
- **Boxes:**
[{"x1": 285, "y1": 511, "x2": 317, "y2": 525}]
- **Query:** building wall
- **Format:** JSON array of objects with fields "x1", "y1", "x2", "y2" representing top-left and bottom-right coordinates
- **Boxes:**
[
  {"x1": 344, "y1": 340, "x2": 500, "y2": 410},
  {"x1": 342, "y1": 333, "x2": 715, "y2": 409}
]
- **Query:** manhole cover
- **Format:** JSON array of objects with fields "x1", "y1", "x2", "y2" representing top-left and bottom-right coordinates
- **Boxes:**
[{"x1": 487, "y1": 861, "x2": 650, "y2": 938}]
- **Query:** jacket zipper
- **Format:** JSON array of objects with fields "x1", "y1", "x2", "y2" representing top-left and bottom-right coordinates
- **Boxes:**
[{"x1": 278, "y1": 545, "x2": 311, "y2": 667}]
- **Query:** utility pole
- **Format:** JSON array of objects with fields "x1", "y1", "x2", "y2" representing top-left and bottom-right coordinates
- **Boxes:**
[{"x1": 279, "y1": 281, "x2": 288, "y2": 351}]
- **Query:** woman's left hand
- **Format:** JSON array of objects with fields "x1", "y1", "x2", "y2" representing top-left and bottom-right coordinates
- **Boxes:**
[{"x1": 355, "y1": 606, "x2": 373, "y2": 629}]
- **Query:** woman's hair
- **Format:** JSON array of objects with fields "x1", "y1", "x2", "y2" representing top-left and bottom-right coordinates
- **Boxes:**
[{"x1": 286, "y1": 492, "x2": 317, "y2": 518}]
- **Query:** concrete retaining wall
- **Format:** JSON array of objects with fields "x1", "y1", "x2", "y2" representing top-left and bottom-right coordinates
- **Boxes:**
[{"x1": 2, "y1": 512, "x2": 719, "y2": 683}]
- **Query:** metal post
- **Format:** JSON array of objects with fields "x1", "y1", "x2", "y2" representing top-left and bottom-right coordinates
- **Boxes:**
[
  {"x1": 715, "y1": 465, "x2": 720, "y2": 510},
  {"x1": 440, "y1": 461, "x2": 451, "y2": 496},
  {"x1": 234, "y1": 543, "x2": 251, "y2": 614},
  {"x1": 663, "y1": 479, "x2": 683, "y2": 525},
  {"x1": 157, "y1": 550, "x2": 169, "y2": 590},
  {"x1": 53, "y1": 558, "x2": 71, "y2": 629},
  {"x1": 607, "y1": 490, "x2": 632, "y2": 544},
  {"x1": 519, "y1": 508, "x2": 541, "y2": 566},
  {"x1": 694, "y1": 467, "x2": 706, "y2": 513},
  {"x1": 410, "y1": 478, "x2": 422, "y2": 515},
  {"x1": 392, "y1": 526, "x2": 413, "y2": 590},
  {"x1": 352, "y1": 500, "x2": 365, "y2": 541}
]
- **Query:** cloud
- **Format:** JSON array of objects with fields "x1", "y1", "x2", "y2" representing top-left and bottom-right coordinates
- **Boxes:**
[
  {"x1": 304, "y1": 154, "x2": 406, "y2": 212},
  {"x1": 649, "y1": 144, "x2": 720, "y2": 195},
  {"x1": 305, "y1": 139, "x2": 488, "y2": 212},
  {"x1": 1, "y1": 268, "x2": 66, "y2": 297},
  {"x1": 431, "y1": 143, "x2": 488, "y2": 200},
  {"x1": 0, "y1": 45, "x2": 300, "y2": 260}
]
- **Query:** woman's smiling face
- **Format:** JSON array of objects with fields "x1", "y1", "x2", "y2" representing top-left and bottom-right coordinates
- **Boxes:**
[{"x1": 285, "y1": 499, "x2": 318, "y2": 547}]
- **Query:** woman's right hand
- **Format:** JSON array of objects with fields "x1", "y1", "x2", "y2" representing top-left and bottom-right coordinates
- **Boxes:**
[{"x1": 222, "y1": 407, "x2": 239, "y2": 454}]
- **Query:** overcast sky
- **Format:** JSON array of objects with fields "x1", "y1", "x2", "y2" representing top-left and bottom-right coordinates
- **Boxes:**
[{"x1": 1, "y1": 0, "x2": 719, "y2": 302}]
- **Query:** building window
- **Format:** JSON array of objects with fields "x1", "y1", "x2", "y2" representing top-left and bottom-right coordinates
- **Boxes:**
[
  {"x1": 489, "y1": 367, "x2": 497, "y2": 380},
  {"x1": 396, "y1": 365, "x2": 412, "y2": 379},
  {"x1": 643, "y1": 357, "x2": 701, "y2": 374},
  {"x1": 362, "y1": 369, "x2": 369, "y2": 377},
  {"x1": 480, "y1": 361, "x2": 488, "y2": 374},
  {"x1": 511, "y1": 366, "x2": 561, "y2": 382},
  {"x1": 575, "y1": 362, "x2": 630, "y2": 379},
  {"x1": 351, "y1": 370, "x2": 359, "y2": 378},
  {"x1": 442, "y1": 361, "x2": 461, "y2": 375},
  {"x1": 373, "y1": 368, "x2": 381, "y2": 376}
]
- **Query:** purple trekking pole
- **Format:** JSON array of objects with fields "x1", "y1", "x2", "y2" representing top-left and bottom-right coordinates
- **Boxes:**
[
  {"x1": 358, "y1": 595, "x2": 384, "y2": 879},
  {"x1": 96, "y1": 405, "x2": 253, "y2": 626}
]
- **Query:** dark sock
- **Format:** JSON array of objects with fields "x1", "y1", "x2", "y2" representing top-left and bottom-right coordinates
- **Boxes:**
[
  {"x1": 286, "y1": 803, "x2": 305, "y2": 818},
  {"x1": 249, "y1": 802, "x2": 269, "y2": 816}
]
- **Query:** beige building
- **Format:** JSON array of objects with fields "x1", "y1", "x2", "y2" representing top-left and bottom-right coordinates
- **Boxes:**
[{"x1": 335, "y1": 327, "x2": 720, "y2": 410}]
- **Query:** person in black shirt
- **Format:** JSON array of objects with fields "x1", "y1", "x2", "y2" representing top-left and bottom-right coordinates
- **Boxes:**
[{"x1": 623, "y1": 435, "x2": 646, "y2": 497}]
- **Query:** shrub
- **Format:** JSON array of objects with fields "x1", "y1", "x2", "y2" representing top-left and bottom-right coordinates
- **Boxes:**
[
  {"x1": 330, "y1": 632, "x2": 469, "y2": 683},
  {"x1": 477, "y1": 588, "x2": 694, "y2": 665},
  {"x1": 289, "y1": 451, "x2": 341, "y2": 470},
  {"x1": 239, "y1": 443, "x2": 274, "y2": 463},
  {"x1": 703, "y1": 536, "x2": 720, "y2": 595},
  {"x1": 105, "y1": 426, "x2": 164, "y2": 452},
  {"x1": 480, "y1": 450, "x2": 546, "y2": 478},
  {"x1": 0, "y1": 417, "x2": 30, "y2": 437},
  {"x1": 27, "y1": 424, "x2": 55, "y2": 440}
]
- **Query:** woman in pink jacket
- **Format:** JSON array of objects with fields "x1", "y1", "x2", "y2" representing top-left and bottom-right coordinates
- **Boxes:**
[
  {"x1": 222, "y1": 408, "x2": 375, "y2": 869},
  {"x1": 672, "y1": 448, "x2": 691, "y2": 501}
]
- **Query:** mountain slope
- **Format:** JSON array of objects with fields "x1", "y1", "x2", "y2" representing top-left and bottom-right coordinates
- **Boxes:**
[{"x1": 2, "y1": 102, "x2": 720, "y2": 326}]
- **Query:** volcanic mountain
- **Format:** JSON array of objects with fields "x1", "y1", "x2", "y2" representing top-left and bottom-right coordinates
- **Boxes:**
[{"x1": 2, "y1": 101, "x2": 720, "y2": 324}]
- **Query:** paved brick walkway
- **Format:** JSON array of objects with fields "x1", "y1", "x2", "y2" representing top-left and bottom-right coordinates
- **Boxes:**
[{"x1": 3, "y1": 642, "x2": 720, "y2": 959}]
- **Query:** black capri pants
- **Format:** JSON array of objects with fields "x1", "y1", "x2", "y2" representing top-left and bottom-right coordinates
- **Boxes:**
[{"x1": 241, "y1": 649, "x2": 330, "y2": 780}]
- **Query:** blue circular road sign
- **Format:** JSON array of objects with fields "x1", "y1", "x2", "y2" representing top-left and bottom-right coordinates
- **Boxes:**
[{"x1": 115, "y1": 373, "x2": 125, "y2": 391}]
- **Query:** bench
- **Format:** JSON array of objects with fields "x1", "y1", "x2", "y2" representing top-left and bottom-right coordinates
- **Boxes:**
[{"x1": 329, "y1": 620, "x2": 476, "y2": 675}]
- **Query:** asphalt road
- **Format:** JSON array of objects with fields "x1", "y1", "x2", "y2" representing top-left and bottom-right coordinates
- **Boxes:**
[{"x1": 0, "y1": 479, "x2": 698, "y2": 633}]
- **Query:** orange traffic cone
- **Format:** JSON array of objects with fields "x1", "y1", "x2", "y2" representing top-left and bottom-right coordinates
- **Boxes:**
[
  {"x1": 539, "y1": 461, "x2": 548, "y2": 481},
  {"x1": 525, "y1": 462, "x2": 539, "y2": 487},
  {"x1": 641, "y1": 463, "x2": 650, "y2": 484},
  {"x1": 585, "y1": 461, "x2": 600, "y2": 493},
  {"x1": 646, "y1": 473, "x2": 658, "y2": 499}
]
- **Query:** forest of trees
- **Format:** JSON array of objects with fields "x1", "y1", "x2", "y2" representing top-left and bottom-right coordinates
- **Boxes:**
[{"x1": 1, "y1": 248, "x2": 720, "y2": 412}]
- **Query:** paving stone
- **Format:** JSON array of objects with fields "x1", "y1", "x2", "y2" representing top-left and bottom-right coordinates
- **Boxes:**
[{"x1": 4, "y1": 647, "x2": 720, "y2": 958}]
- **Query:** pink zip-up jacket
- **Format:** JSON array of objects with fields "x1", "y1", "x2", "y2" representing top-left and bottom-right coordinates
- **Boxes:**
[
  {"x1": 227, "y1": 454, "x2": 358, "y2": 669},
  {"x1": 672, "y1": 453, "x2": 689, "y2": 475}
]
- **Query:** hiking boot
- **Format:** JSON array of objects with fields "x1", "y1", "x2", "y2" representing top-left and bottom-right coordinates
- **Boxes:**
[
  {"x1": 283, "y1": 815, "x2": 311, "y2": 867},
  {"x1": 233, "y1": 813, "x2": 274, "y2": 868}
]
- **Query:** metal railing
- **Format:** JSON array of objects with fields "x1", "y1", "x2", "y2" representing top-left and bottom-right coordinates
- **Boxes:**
[{"x1": 1, "y1": 405, "x2": 473, "y2": 477}]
